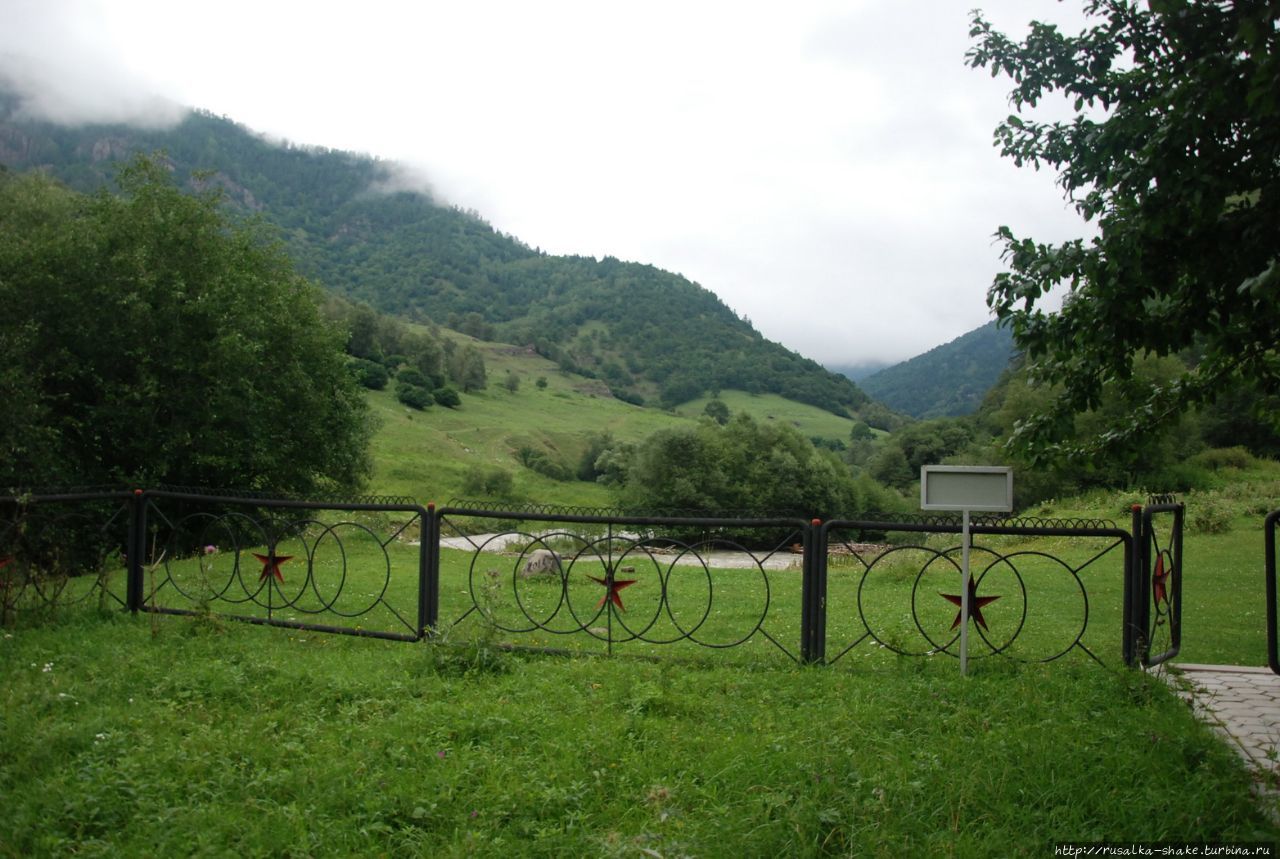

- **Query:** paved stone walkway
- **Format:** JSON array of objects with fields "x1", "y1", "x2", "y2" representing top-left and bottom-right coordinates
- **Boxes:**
[{"x1": 1168, "y1": 663, "x2": 1280, "y2": 791}]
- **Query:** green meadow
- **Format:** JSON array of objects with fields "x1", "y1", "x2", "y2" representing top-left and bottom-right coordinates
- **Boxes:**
[{"x1": 367, "y1": 333, "x2": 877, "y2": 505}]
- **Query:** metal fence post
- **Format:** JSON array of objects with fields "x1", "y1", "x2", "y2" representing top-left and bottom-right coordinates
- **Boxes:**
[
  {"x1": 1123, "y1": 504, "x2": 1143, "y2": 667},
  {"x1": 1266, "y1": 511, "x2": 1279, "y2": 675},
  {"x1": 812, "y1": 519, "x2": 827, "y2": 665},
  {"x1": 800, "y1": 518, "x2": 826, "y2": 664},
  {"x1": 420, "y1": 503, "x2": 438, "y2": 639},
  {"x1": 126, "y1": 489, "x2": 145, "y2": 613}
]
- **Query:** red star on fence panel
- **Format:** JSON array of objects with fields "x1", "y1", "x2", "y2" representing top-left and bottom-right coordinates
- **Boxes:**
[
  {"x1": 1152, "y1": 552, "x2": 1171, "y2": 606},
  {"x1": 939, "y1": 578, "x2": 1001, "y2": 631},
  {"x1": 253, "y1": 552, "x2": 292, "y2": 584},
  {"x1": 587, "y1": 573, "x2": 637, "y2": 611}
]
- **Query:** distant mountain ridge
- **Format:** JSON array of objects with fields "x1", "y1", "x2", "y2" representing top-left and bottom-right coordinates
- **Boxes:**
[
  {"x1": 855, "y1": 320, "x2": 1015, "y2": 419},
  {"x1": 0, "y1": 94, "x2": 870, "y2": 418}
]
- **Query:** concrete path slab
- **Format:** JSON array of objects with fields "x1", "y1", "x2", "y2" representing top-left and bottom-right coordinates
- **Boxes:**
[{"x1": 1167, "y1": 663, "x2": 1280, "y2": 788}]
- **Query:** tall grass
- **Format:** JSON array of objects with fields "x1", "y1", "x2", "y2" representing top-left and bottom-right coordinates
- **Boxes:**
[{"x1": 1, "y1": 611, "x2": 1276, "y2": 856}]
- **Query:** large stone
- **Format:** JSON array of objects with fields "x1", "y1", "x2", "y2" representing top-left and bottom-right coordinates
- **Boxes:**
[{"x1": 520, "y1": 549, "x2": 561, "y2": 578}]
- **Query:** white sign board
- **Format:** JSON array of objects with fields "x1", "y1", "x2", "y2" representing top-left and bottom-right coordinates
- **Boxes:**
[{"x1": 920, "y1": 466, "x2": 1013, "y2": 513}]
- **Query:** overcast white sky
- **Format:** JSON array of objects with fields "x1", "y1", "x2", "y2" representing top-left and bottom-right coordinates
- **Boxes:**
[{"x1": 0, "y1": 0, "x2": 1095, "y2": 368}]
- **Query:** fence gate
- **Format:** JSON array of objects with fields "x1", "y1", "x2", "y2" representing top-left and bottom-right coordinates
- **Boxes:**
[
  {"x1": 816, "y1": 514, "x2": 1135, "y2": 668},
  {"x1": 1133, "y1": 498, "x2": 1184, "y2": 668}
]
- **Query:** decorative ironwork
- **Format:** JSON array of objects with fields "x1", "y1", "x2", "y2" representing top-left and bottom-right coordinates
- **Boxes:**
[
  {"x1": 939, "y1": 577, "x2": 1001, "y2": 631},
  {"x1": 819, "y1": 518, "x2": 1131, "y2": 666},
  {"x1": 154, "y1": 484, "x2": 418, "y2": 507},
  {"x1": 836, "y1": 511, "x2": 1118, "y2": 531},
  {"x1": 438, "y1": 509, "x2": 807, "y2": 660},
  {"x1": 2, "y1": 489, "x2": 1187, "y2": 674},
  {"x1": 1139, "y1": 500, "x2": 1183, "y2": 667},
  {"x1": 138, "y1": 490, "x2": 430, "y2": 642},
  {"x1": 0, "y1": 492, "x2": 133, "y2": 620}
]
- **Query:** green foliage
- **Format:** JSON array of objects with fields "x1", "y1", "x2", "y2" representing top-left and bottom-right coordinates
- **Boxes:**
[
  {"x1": 867, "y1": 445, "x2": 913, "y2": 492},
  {"x1": 347, "y1": 357, "x2": 389, "y2": 390},
  {"x1": 502, "y1": 370, "x2": 520, "y2": 393},
  {"x1": 575, "y1": 432, "x2": 615, "y2": 482},
  {"x1": 432, "y1": 386, "x2": 461, "y2": 409},
  {"x1": 858, "y1": 400, "x2": 906, "y2": 433},
  {"x1": 395, "y1": 383, "x2": 433, "y2": 410},
  {"x1": 864, "y1": 418, "x2": 975, "y2": 492},
  {"x1": 849, "y1": 421, "x2": 874, "y2": 442},
  {"x1": 623, "y1": 414, "x2": 865, "y2": 517},
  {"x1": 448, "y1": 344, "x2": 487, "y2": 393},
  {"x1": 1189, "y1": 446, "x2": 1257, "y2": 473},
  {"x1": 1188, "y1": 496, "x2": 1233, "y2": 535},
  {"x1": 460, "y1": 465, "x2": 514, "y2": 498},
  {"x1": 514, "y1": 444, "x2": 571, "y2": 481},
  {"x1": 975, "y1": 355, "x2": 1208, "y2": 501},
  {"x1": 396, "y1": 367, "x2": 430, "y2": 388},
  {"x1": 968, "y1": 2, "x2": 1280, "y2": 462},
  {"x1": 703, "y1": 398, "x2": 730, "y2": 425},
  {"x1": 0, "y1": 161, "x2": 372, "y2": 493},
  {"x1": 859, "y1": 320, "x2": 1015, "y2": 418}
]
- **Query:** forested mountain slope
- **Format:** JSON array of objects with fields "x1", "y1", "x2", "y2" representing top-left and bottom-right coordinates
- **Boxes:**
[
  {"x1": 0, "y1": 96, "x2": 867, "y2": 417},
  {"x1": 856, "y1": 320, "x2": 1015, "y2": 418}
]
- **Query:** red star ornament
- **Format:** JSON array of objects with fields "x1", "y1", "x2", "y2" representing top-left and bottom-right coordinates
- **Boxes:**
[
  {"x1": 1152, "y1": 552, "x2": 1171, "y2": 606},
  {"x1": 587, "y1": 573, "x2": 637, "y2": 611},
  {"x1": 253, "y1": 552, "x2": 292, "y2": 584},
  {"x1": 939, "y1": 577, "x2": 1001, "y2": 631}
]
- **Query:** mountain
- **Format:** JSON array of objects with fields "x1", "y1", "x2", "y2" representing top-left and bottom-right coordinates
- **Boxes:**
[
  {"x1": 0, "y1": 96, "x2": 869, "y2": 419},
  {"x1": 856, "y1": 320, "x2": 1015, "y2": 419},
  {"x1": 825, "y1": 359, "x2": 892, "y2": 383}
]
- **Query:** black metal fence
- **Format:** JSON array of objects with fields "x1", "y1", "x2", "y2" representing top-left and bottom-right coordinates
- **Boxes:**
[
  {"x1": 1, "y1": 488, "x2": 1189, "y2": 668},
  {"x1": 1265, "y1": 510, "x2": 1280, "y2": 675}
]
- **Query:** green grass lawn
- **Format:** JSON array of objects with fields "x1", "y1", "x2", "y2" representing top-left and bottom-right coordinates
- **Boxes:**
[{"x1": 2, "y1": 610, "x2": 1277, "y2": 857}]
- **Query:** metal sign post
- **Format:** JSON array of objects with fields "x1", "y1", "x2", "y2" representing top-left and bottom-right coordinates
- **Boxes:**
[{"x1": 920, "y1": 466, "x2": 1013, "y2": 675}]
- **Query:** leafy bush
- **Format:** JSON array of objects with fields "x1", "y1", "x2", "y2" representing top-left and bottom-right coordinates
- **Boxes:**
[
  {"x1": 348, "y1": 357, "x2": 389, "y2": 390},
  {"x1": 1189, "y1": 495, "x2": 1233, "y2": 534},
  {"x1": 397, "y1": 367, "x2": 430, "y2": 388},
  {"x1": 461, "y1": 465, "x2": 514, "y2": 498},
  {"x1": 1190, "y1": 447, "x2": 1256, "y2": 472},
  {"x1": 515, "y1": 445, "x2": 571, "y2": 481},
  {"x1": 395, "y1": 383, "x2": 433, "y2": 410},
  {"x1": 622, "y1": 413, "x2": 863, "y2": 518},
  {"x1": 432, "y1": 386, "x2": 461, "y2": 409}
]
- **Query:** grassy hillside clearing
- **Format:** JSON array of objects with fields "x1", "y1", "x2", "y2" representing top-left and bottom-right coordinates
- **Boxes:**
[
  {"x1": 371, "y1": 334, "x2": 884, "y2": 505},
  {"x1": 369, "y1": 334, "x2": 690, "y2": 504}
]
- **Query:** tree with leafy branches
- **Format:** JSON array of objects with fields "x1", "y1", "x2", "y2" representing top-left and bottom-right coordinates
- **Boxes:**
[
  {"x1": 0, "y1": 158, "x2": 373, "y2": 494},
  {"x1": 967, "y1": 0, "x2": 1279, "y2": 464}
]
